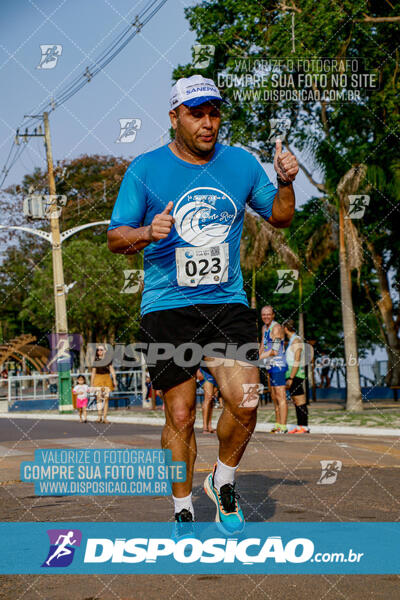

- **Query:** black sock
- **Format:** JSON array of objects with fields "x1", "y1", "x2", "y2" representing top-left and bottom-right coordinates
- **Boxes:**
[{"x1": 295, "y1": 403, "x2": 308, "y2": 426}]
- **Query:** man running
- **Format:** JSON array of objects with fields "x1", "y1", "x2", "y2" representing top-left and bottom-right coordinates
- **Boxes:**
[
  {"x1": 283, "y1": 319, "x2": 310, "y2": 434},
  {"x1": 107, "y1": 74, "x2": 298, "y2": 533},
  {"x1": 259, "y1": 305, "x2": 288, "y2": 433}
]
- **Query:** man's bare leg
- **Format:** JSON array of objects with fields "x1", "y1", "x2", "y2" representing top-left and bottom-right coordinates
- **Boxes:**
[
  {"x1": 161, "y1": 376, "x2": 197, "y2": 498},
  {"x1": 270, "y1": 386, "x2": 281, "y2": 423},
  {"x1": 208, "y1": 360, "x2": 259, "y2": 466},
  {"x1": 271, "y1": 385, "x2": 288, "y2": 427},
  {"x1": 202, "y1": 359, "x2": 259, "y2": 532}
]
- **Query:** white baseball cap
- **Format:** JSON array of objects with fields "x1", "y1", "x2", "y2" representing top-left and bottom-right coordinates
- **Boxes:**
[{"x1": 169, "y1": 74, "x2": 228, "y2": 110}]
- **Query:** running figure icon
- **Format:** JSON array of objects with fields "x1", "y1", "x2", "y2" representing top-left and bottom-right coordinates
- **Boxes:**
[{"x1": 45, "y1": 531, "x2": 77, "y2": 566}]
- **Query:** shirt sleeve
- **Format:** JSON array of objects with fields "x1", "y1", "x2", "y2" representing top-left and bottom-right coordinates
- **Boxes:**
[
  {"x1": 108, "y1": 158, "x2": 148, "y2": 231},
  {"x1": 247, "y1": 156, "x2": 277, "y2": 220}
]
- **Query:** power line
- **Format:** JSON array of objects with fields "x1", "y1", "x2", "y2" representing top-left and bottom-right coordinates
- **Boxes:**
[
  {"x1": 0, "y1": 0, "x2": 168, "y2": 189},
  {"x1": 1, "y1": 142, "x2": 28, "y2": 188},
  {"x1": 25, "y1": 0, "x2": 167, "y2": 119}
]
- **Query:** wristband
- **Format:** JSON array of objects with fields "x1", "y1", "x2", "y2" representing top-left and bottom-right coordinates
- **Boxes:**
[
  {"x1": 277, "y1": 175, "x2": 292, "y2": 187},
  {"x1": 147, "y1": 224, "x2": 154, "y2": 243}
]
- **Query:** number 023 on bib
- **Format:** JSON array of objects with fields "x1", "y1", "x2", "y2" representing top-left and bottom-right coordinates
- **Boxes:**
[{"x1": 175, "y1": 244, "x2": 229, "y2": 287}]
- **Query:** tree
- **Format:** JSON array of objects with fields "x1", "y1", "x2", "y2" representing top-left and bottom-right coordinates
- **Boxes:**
[
  {"x1": 337, "y1": 165, "x2": 366, "y2": 410},
  {"x1": 240, "y1": 211, "x2": 299, "y2": 308},
  {"x1": 0, "y1": 155, "x2": 136, "y2": 351},
  {"x1": 0, "y1": 239, "x2": 47, "y2": 341},
  {"x1": 19, "y1": 240, "x2": 142, "y2": 347},
  {"x1": 174, "y1": 0, "x2": 400, "y2": 406}
]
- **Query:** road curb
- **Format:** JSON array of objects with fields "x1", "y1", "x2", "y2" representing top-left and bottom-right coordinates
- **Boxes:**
[{"x1": 0, "y1": 412, "x2": 399, "y2": 437}]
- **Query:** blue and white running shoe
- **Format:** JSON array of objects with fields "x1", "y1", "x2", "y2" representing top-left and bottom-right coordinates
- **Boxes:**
[
  {"x1": 172, "y1": 508, "x2": 195, "y2": 541},
  {"x1": 204, "y1": 464, "x2": 245, "y2": 535}
]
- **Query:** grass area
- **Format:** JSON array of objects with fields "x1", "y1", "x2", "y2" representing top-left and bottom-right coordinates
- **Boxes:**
[{"x1": 257, "y1": 407, "x2": 400, "y2": 428}]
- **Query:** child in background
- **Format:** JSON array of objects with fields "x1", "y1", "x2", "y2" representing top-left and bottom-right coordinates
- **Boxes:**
[{"x1": 73, "y1": 374, "x2": 89, "y2": 423}]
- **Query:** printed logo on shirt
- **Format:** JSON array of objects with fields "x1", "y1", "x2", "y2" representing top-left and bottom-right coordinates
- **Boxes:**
[{"x1": 173, "y1": 187, "x2": 237, "y2": 246}]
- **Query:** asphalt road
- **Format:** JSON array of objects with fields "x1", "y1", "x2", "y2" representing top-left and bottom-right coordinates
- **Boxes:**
[{"x1": 0, "y1": 417, "x2": 399, "y2": 599}]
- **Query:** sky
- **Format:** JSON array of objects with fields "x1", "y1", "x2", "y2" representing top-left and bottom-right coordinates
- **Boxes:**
[
  {"x1": 0, "y1": 0, "x2": 318, "y2": 200},
  {"x1": 0, "y1": 0, "x2": 387, "y2": 365}
]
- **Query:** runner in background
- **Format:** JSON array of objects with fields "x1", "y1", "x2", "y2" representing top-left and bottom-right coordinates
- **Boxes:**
[
  {"x1": 197, "y1": 367, "x2": 218, "y2": 433},
  {"x1": 145, "y1": 373, "x2": 154, "y2": 407},
  {"x1": 283, "y1": 319, "x2": 310, "y2": 434},
  {"x1": 319, "y1": 352, "x2": 331, "y2": 388},
  {"x1": 146, "y1": 373, "x2": 164, "y2": 410},
  {"x1": 259, "y1": 305, "x2": 288, "y2": 433}
]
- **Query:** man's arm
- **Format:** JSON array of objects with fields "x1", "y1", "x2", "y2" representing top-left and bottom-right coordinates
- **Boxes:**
[
  {"x1": 108, "y1": 201, "x2": 174, "y2": 255},
  {"x1": 107, "y1": 225, "x2": 152, "y2": 255},
  {"x1": 268, "y1": 183, "x2": 295, "y2": 229},
  {"x1": 268, "y1": 139, "x2": 299, "y2": 228},
  {"x1": 259, "y1": 325, "x2": 271, "y2": 358},
  {"x1": 269, "y1": 323, "x2": 284, "y2": 356},
  {"x1": 258, "y1": 325, "x2": 265, "y2": 356}
]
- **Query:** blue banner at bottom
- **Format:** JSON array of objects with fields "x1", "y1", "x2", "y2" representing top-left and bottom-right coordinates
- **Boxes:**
[{"x1": 0, "y1": 522, "x2": 398, "y2": 574}]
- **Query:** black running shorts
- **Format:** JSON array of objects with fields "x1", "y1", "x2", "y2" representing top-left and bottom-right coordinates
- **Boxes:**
[
  {"x1": 288, "y1": 376, "x2": 305, "y2": 396},
  {"x1": 139, "y1": 303, "x2": 258, "y2": 391}
]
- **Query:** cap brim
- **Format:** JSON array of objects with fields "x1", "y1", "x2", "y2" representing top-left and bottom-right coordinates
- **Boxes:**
[{"x1": 182, "y1": 95, "x2": 229, "y2": 107}]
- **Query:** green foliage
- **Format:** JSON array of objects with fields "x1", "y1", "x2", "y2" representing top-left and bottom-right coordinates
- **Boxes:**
[
  {"x1": 243, "y1": 199, "x2": 378, "y2": 354},
  {"x1": 0, "y1": 154, "x2": 140, "y2": 345},
  {"x1": 0, "y1": 239, "x2": 47, "y2": 342},
  {"x1": 19, "y1": 240, "x2": 142, "y2": 344},
  {"x1": 174, "y1": 0, "x2": 400, "y2": 355}
]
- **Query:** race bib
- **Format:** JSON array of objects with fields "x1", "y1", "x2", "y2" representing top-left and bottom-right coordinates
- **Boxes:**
[{"x1": 175, "y1": 244, "x2": 229, "y2": 287}]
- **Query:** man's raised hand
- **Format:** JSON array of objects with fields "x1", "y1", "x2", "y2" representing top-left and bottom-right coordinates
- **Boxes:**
[
  {"x1": 149, "y1": 201, "x2": 175, "y2": 241},
  {"x1": 273, "y1": 139, "x2": 299, "y2": 183}
]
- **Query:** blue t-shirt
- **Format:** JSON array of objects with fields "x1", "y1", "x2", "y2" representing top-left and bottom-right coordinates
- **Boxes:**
[{"x1": 108, "y1": 143, "x2": 277, "y2": 315}]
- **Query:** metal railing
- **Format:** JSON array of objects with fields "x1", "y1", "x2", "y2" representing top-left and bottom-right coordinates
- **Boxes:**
[
  {"x1": 313, "y1": 360, "x2": 388, "y2": 388},
  {"x1": 6, "y1": 369, "x2": 148, "y2": 410}
]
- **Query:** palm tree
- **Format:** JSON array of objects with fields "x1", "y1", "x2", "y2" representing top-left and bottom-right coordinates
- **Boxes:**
[
  {"x1": 241, "y1": 209, "x2": 337, "y2": 331},
  {"x1": 336, "y1": 165, "x2": 366, "y2": 412},
  {"x1": 240, "y1": 212, "x2": 300, "y2": 309},
  {"x1": 242, "y1": 202, "x2": 365, "y2": 413}
]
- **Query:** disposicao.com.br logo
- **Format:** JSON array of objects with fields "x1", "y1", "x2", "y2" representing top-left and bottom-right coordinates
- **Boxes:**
[
  {"x1": 83, "y1": 535, "x2": 363, "y2": 565},
  {"x1": 0, "y1": 522, "x2": 391, "y2": 575}
]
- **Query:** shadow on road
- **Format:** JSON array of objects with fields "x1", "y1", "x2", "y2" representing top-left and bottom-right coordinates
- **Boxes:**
[{"x1": 192, "y1": 472, "x2": 307, "y2": 522}]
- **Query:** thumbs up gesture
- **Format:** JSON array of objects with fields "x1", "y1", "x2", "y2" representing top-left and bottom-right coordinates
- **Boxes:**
[
  {"x1": 149, "y1": 201, "x2": 175, "y2": 241},
  {"x1": 273, "y1": 139, "x2": 299, "y2": 183}
]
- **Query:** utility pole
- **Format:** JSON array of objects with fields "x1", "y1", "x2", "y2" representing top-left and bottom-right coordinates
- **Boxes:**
[
  {"x1": 43, "y1": 112, "x2": 72, "y2": 412},
  {"x1": 12, "y1": 116, "x2": 111, "y2": 411},
  {"x1": 0, "y1": 218, "x2": 110, "y2": 407}
]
